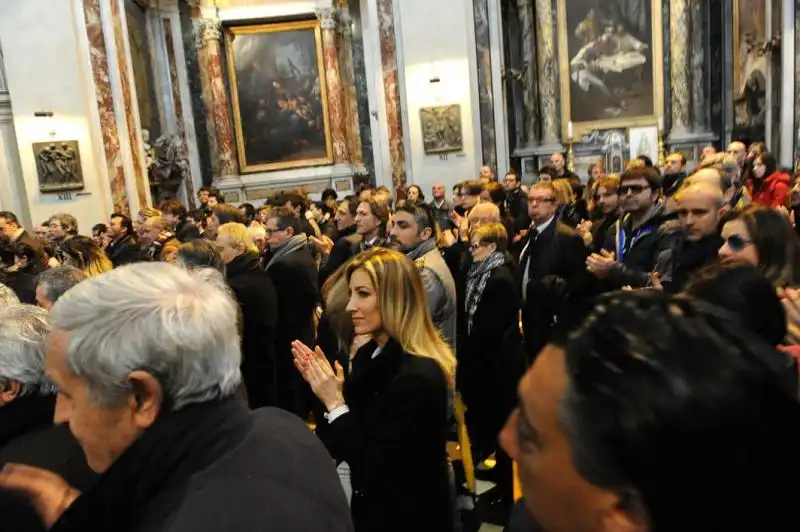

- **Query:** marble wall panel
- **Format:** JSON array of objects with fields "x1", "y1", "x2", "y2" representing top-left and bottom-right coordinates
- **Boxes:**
[
  {"x1": 669, "y1": 0, "x2": 691, "y2": 135},
  {"x1": 319, "y1": 11, "x2": 350, "y2": 164},
  {"x1": 163, "y1": 18, "x2": 196, "y2": 207},
  {"x1": 690, "y1": 0, "x2": 708, "y2": 132},
  {"x1": 83, "y1": 0, "x2": 129, "y2": 215},
  {"x1": 708, "y1": 0, "x2": 725, "y2": 143},
  {"x1": 795, "y1": 0, "x2": 800, "y2": 169},
  {"x1": 376, "y1": 0, "x2": 407, "y2": 192},
  {"x1": 110, "y1": 0, "x2": 149, "y2": 207},
  {"x1": 516, "y1": 0, "x2": 536, "y2": 147},
  {"x1": 474, "y1": 0, "x2": 496, "y2": 168},
  {"x1": 347, "y1": 0, "x2": 375, "y2": 185},
  {"x1": 534, "y1": 0, "x2": 558, "y2": 143},
  {"x1": 338, "y1": 9, "x2": 364, "y2": 167},
  {"x1": 180, "y1": 1, "x2": 213, "y2": 185},
  {"x1": 201, "y1": 20, "x2": 238, "y2": 178}
]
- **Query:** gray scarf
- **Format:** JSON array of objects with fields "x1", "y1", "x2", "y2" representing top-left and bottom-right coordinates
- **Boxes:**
[
  {"x1": 266, "y1": 234, "x2": 308, "y2": 270},
  {"x1": 406, "y1": 238, "x2": 437, "y2": 261},
  {"x1": 465, "y1": 251, "x2": 506, "y2": 334}
]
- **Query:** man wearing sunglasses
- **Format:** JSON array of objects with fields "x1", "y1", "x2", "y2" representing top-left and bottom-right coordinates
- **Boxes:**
[{"x1": 587, "y1": 167, "x2": 678, "y2": 289}]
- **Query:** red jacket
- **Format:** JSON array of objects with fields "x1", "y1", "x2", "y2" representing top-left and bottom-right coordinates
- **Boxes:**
[{"x1": 750, "y1": 171, "x2": 791, "y2": 209}]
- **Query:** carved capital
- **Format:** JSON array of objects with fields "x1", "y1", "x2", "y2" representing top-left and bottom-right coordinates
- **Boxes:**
[
  {"x1": 339, "y1": 7, "x2": 352, "y2": 35},
  {"x1": 194, "y1": 18, "x2": 221, "y2": 47},
  {"x1": 316, "y1": 7, "x2": 338, "y2": 31}
]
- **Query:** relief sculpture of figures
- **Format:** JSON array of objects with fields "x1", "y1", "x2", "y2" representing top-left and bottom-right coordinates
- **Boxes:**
[
  {"x1": 148, "y1": 133, "x2": 189, "y2": 203},
  {"x1": 420, "y1": 104, "x2": 464, "y2": 155},
  {"x1": 33, "y1": 140, "x2": 84, "y2": 193}
]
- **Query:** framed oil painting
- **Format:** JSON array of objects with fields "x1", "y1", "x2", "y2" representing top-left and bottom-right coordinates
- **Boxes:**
[
  {"x1": 732, "y1": 0, "x2": 768, "y2": 141},
  {"x1": 557, "y1": 1, "x2": 664, "y2": 138},
  {"x1": 33, "y1": 140, "x2": 85, "y2": 193},
  {"x1": 226, "y1": 20, "x2": 332, "y2": 173},
  {"x1": 420, "y1": 104, "x2": 463, "y2": 154}
]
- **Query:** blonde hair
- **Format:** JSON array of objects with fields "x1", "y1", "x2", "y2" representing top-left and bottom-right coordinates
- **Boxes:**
[
  {"x1": 345, "y1": 248, "x2": 455, "y2": 383},
  {"x1": 626, "y1": 159, "x2": 646, "y2": 170},
  {"x1": 552, "y1": 179, "x2": 575, "y2": 205},
  {"x1": 469, "y1": 222, "x2": 508, "y2": 252},
  {"x1": 217, "y1": 223, "x2": 258, "y2": 254},
  {"x1": 138, "y1": 207, "x2": 162, "y2": 221}
]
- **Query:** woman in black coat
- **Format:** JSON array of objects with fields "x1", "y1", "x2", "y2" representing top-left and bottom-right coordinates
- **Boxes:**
[
  {"x1": 458, "y1": 223, "x2": 525, "y2": 505},
  {"x1": 293, "y1": 248, "x2": 456, "y2": 532}
]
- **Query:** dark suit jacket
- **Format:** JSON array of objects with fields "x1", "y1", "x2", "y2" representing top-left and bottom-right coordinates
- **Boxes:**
[
  {"x1": 457, "y1": 263, "x2": 525, "y2": 449},
  {"x1": 320, "y1": 338, "x2": 453, "y2": 532},
  {"x1": 266, "y1": 246, "x2": 318, "y2": 417},
  {"x1": 519, "y1": 221, "x2": 589, "y2": 358},
  {"x1": 106, "y1": 234, "x2": 141, "y2": 267},
  {"x1": 318, "y1": 226, "x2": 360, "y2": 287},
  {"x1": 225, "y1": 252, "x2": 278, "y2": 409}
]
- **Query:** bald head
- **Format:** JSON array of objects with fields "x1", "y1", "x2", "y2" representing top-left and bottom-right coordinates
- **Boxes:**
[
  {"x1": 726, "y1": 142, "x2": 747, "y2": 165},
  {"x1": 686, "y1": 168, "x2": 724, "y2": 192},
  {"x1": 468, "y1": 202, "x2": 501, "y2": 229},
  {"x1": 675, "y1": 183, "x2": 723, "y2": 242}
]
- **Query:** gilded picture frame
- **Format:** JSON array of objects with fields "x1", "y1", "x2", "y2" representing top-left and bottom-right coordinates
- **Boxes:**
[
  {"x1": 226, "y1": 20, "x2": 333, "y2": 173},
  {"x1": 556, "y1": 1, "x2": 664, "y2": 139}
]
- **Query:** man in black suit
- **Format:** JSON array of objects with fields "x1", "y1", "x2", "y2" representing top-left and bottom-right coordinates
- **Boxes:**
[
  {"x1": 264, "y1": 207, "x2": 319, "y2": 418},
  {"x1": 519, "y1": 182, "x2": 588, "y2": 362},
  {"x1": 105, "y1": 213, "x2": 140, "y2": 267},
  {"x1": 0, "y1": 211, "x2": 43, "y2": 269}
]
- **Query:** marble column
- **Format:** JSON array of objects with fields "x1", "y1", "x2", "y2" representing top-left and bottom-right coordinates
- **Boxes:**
[
  {"x1": 347, "y1": 0, "x2": 376, "y2": 185},
  {"x1": 109, "y1": 0, "x2": 149, "y2": 207},
  {"x1": 669, "y1": 0, "x2": 692, "y2": 138},
  {"x1": 689, "y1": 0, "x2": 708, "y2": 133},
  {"x1": 83, "y1": 0, "x2": 129, "y2": 215},
  {"x1": 516, "y1": 0, "x2": 537, "y2": 147},
  {"x1": 795, "y1": 0, "x2": 800, "y2": 170},
  {"x1": 163, "y1": 19, "x2": 196, "y2": 208},
  {"x1": 318, "y1": 8, "x2": 350, "y2": 165},
  {"x1": 338, "y1": 8, "x2": 364, "y2": 166},
  {"x1": 534, "y1": 0, "x2": 560, "y2": 145},
  {"x1": 198, "y1": 18, "x2": 238, "y2": 179},
  {"x1": 376, "y1": 0, "x2": 407, "y2": 193},
  {"x1": 473, "y1": 0, "x2": 496, "y2": 168}
]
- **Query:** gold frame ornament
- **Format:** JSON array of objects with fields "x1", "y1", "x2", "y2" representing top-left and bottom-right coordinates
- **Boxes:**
[
  {"x1": 556, "y1": 1, "x2": 665, "y2": 139},
  {"x1": 226, "y1": 20, "x2": 333, "y2": 173}
]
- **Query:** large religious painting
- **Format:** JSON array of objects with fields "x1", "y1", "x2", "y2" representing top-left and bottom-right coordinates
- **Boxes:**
[
  {"x1": 556, "y1": 0, "x2": 664, "y2": 138},
  {"x1": 33, "y1": 141, "x2": 85, "y2": 193},
  {"x1": 733, "y1": 0, "x2": 768, "y2": 142},
  {"x1": 226, "y1": 20, "x2": 332, "y2": 173}
]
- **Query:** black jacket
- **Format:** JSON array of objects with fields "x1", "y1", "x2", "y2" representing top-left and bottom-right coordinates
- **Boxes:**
[
  {"x1": 590, "y1": 212, "x2": 619, "y2": 255},
  {"x1": 457, "y1": 262, "x2": 525, "y2": 450},
  {"x1": 106, "y1": 233, "x2": 140, "y2": 267},
  {"x1": 506, "y1": 188, "x2": 531, "y2": 234},
  {"x1": 0, "y1": 231, "x2": 43, "y2": 269},
  {"x1": 266, "y1": 245, "x2": 318, "y2": 417},
  {"x1": 319, "y1": 225, "x2": 360, "y2": 286},
  {"x1": 320, "y1": 338, "x2": 453, "y2": 532},
  {"x1": 519, "y1": 221, "x2": 589, "y2": 358},
  {"x1": 602, "y1": 206, "x2": 679, "y2": 289},
  {"x1": 4, "y1": 269, "x2": 37, "y2": 304},
  {"x1": 661, "y1": 233, "x2": 724, "y2": 294},
  {"x1": 46, "y1": 400, "x2": 353, "y2": 532},
  {"x1": 174, "y1": 220, "x2": 200, "y2": 243},
  {"x1": 225, "y1": 252, "x2": 278, "y2": 409}
]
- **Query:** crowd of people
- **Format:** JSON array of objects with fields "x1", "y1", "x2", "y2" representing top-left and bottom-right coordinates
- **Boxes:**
[{"x1": 0, "y1": 139, "x2": 799, "y2": 531}]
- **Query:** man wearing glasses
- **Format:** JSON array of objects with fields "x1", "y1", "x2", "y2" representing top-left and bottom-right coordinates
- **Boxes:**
[
  {"x1": 519, "y1": 182, "x2": 588, "y2": 362},
  {"x1": 586, "y1": 167, "x2": 678, "y2": 289}
]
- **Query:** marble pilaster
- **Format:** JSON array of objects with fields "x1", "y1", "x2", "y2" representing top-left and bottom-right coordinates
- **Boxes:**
[
  {"x1": 110, "y1": 0, "x2": 149, "y2": 207},
  {"x1": 795, "y1": 0, "x2": 800, "y2": 170},
  {"x1": 83, "y1": 0, "x2": 129, "y2": 215},
  {"x1": 198, "y1": 18, "x2": 238, "y2": 179},
  {"x1": 516, "y1": 0, "x2": 537, "y2": 147},
  {"x1": 669, "y1": 0, "x2": 692, "y2": 139},
  {"x1": 473, "y1": 0, "x2": 496, "y2": 168},
  {"x1": 346, "y1": 0, "x2": 376, "y2": 185},
  {"x1": 163, "y1": 18, "x2": 196, "y2": 207},
  {"x1": 318, "y1": 8, "x2": 350, "y2": 165},
  {"x1": 376, "y1": 0, "x2": 407, "y2": 193},
  {"x1": 534, "y1": 0, "x2": 559, "y2": 145},
  {"x1": 180, "y1": 0, "x2": 213, "y2": 185},
  {"x1": 689, "y1": 0, "x2": 708, "y2": 132},
  {"x1": 337, "y1": 8, "x2": 363, "y2": 166}
]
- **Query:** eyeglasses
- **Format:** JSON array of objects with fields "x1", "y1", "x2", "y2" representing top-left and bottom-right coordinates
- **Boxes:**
[
  {"x1": 528, "y1": 197, "x2": 555, "y2": 204},
  {"x1": 619, "y1": 184, "x2": 651, "y2": 195},
  {"x1": 725, "y1": 234, "x2": 753, "y2": 252},
  {"x1": 469, "y1": 242, "x2": 484, "y2": 250}
]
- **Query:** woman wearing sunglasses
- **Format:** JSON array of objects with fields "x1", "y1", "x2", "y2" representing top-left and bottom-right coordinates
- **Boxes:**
[{"x1": 719, "y1": 205, "x2": 800, "y2": 287}]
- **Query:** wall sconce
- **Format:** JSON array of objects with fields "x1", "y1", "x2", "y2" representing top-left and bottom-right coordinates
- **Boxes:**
[
  {"x1": 34, "y1": 111, "x2": 57, "y2": 137},
  {"x1": 429, "y1": 76, "x2": 441, "y2": 84}
]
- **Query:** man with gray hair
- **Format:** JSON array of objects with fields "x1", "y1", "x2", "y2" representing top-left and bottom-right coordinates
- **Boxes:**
[
  {"x1": 34, "y1": 266, "x2": 86, "y2": 310},
  {"x1": 0, "y1": 263, "x2": 352, "y2": 532}
]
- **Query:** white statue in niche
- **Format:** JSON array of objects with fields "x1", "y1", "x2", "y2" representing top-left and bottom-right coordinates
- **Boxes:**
[{"x1": 636, "y1": 133, "x2": 652, "y2": 158}]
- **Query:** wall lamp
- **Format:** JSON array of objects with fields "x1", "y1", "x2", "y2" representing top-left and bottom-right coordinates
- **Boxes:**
[{"x1": 34, "y1": 111, "x2": 54, "y2": 118}]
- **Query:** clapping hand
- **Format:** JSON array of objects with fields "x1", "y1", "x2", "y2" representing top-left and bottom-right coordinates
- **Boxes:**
[
  {"x1": 586, "y1": 249, "x2": 615, "y2": 278},
  {"x1": 779, "y1": 288, "x2": 800, "y2": 344},
  {"x1": 309, "y1": 235, "x2": 334, "y2": 256},
  {"x1": 291, "y1": 341, "x2": 345, "y2": 411},
  {"x1": 0, "y1": 464, "x2": 80, "y2": 529}
]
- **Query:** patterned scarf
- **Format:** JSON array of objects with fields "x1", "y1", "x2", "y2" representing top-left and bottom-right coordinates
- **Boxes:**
[
  {"x1": 465, "y1": 251, "x2": 506, "y2": 334},
  {"x1": 266, "y1": 234, "x2": 308, "y2": 270}
]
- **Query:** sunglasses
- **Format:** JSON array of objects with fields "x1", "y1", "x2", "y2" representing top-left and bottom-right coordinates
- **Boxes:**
[
  {"x1": 469, "y1": 242, "x2": 484, "y2": 250},
  {"x1": 725, "y1": 234, "x2": 753, "y2": 252},
  {"x1": 619, "y1": 184, "x2": 651, "y2": 195}
]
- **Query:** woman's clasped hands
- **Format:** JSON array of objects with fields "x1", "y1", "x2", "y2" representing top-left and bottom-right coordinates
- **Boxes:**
[{"x1": 291, "y1": 340, "x2": 345, "y2": 411}]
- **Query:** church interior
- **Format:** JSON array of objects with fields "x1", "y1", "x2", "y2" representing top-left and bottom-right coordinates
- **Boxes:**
[{"x1": 0, "y1": 0, "x2": 797, "y2": 229}]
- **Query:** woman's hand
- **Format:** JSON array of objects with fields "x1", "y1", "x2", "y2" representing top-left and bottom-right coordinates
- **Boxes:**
[
  {"x1": 780, "y1": 288, "x2": 800, "y2": 344},
  {"x1": 0, "y1": 464, "x2": 80, "y2": 529},
  {"x1": 292, "y1": 341, "x2": 345, "y2": 411}
]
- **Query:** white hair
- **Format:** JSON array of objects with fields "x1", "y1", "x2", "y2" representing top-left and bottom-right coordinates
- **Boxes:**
[
  {"x1": 50, "y1": 263, "x2": 242, "y2": 410},
  {"x1": 247, "y1": 224, "x2": 267, "y2": 241},
  {"x1": 0, "y1": 304, "x2": 55, "y2": 396},
  {"x1": 0, "y1": 283, "x2": 20, "y2": 308}
]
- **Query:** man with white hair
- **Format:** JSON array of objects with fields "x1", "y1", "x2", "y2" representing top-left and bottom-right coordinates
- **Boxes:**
[{"x1": 0, "y1": 263, "x2": 352, "y2": 532}]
